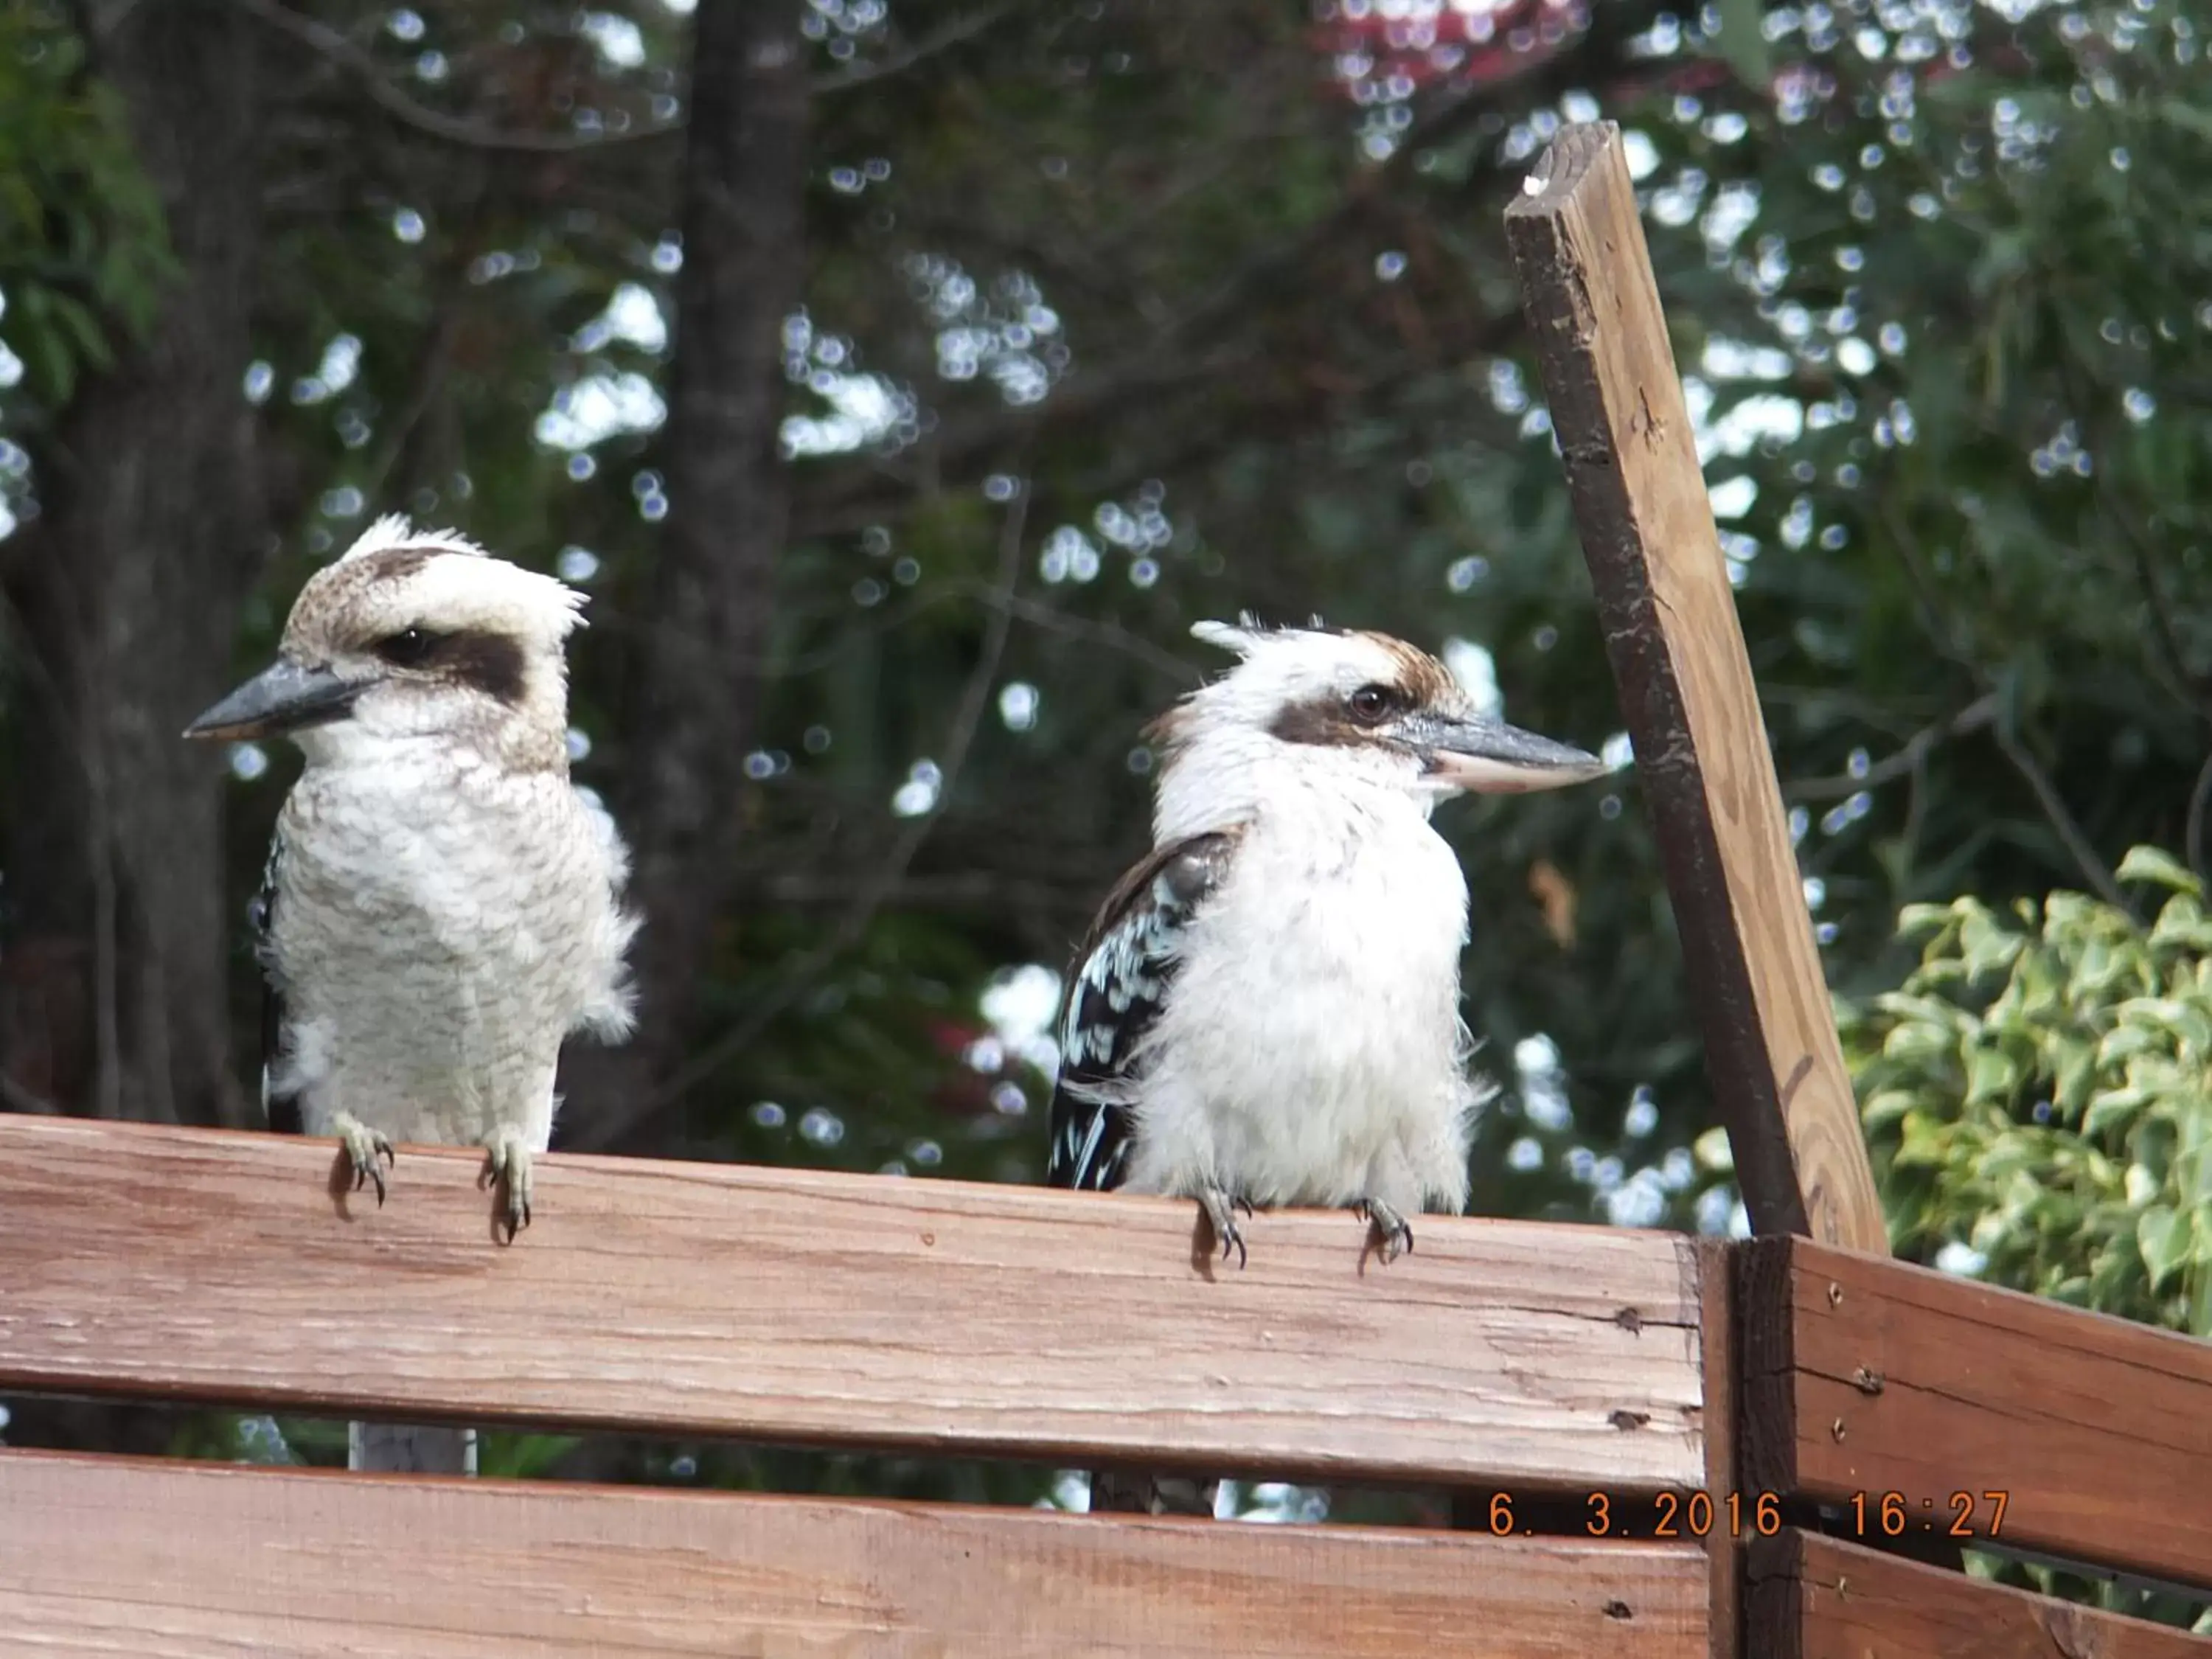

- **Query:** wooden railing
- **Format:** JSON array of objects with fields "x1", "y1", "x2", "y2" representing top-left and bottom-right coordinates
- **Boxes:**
[
  {"x1": 0, "y1": 1114, "x2": 1716, "y2": 1657},
  {"x1": 2, "y1": 1116, "x2": 2208, "y2": 1655},
  {"x1": 1741, "y1": 1235, "x2": 2212, "y2": 1656}
]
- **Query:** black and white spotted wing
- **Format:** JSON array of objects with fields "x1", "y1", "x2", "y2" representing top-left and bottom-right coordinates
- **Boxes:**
[
  {"x1": 251, "y1": 834, "x2": 302, "y2": 1136},
  {"x1": 1046, "y1": 830, "x2": 1240, "y2": 1193}
]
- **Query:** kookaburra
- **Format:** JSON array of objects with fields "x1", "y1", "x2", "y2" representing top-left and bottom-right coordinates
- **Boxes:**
[
  {"x1": 184, "y1": 515, "x2": 638, "y2": 1243},
  {"x1": 1047, "y1": 619, "x2": 1607, "y2": 1268}
]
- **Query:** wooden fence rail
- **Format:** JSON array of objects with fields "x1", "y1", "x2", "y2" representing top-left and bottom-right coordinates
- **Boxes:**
[
  {"x1": 1749, "y1": 1531, "x2": 2210, "y2": 1659},
  {"x1": 0, "y1": 1451, "x2": 1709, "y2": 1658},
  {"x1": 7, "y1": 1108, "x2": 2212, "y2": 1655},
  {"x1": 1740, "y1": 1234, "x2": 2212, "y2": 1593},
  {"x1": 0, "y1": 1115, "x2": 1707, "y2": 1491}
]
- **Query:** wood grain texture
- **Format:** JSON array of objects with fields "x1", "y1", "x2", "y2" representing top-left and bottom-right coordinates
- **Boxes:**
[
  {"x1": 1698, "y1": 1239, "x2": 1742, "y2": 1659},
  {"x1": 1747, "y1": 1530, "x2": 2212, "y2": 1659},
  {"x1": 1741, "y1": 1236, "x2": 2212, "y2": 1590},
  {"x1": 1503, "y1": 121, "x2": 1885, "y2": 1255},
  {"x1": 0, "y1": 1450, "x2": 1710, "y2": 1658},
  {"x1": 0, "y1": 1116, "x2": 1703, "y2": 1489}
]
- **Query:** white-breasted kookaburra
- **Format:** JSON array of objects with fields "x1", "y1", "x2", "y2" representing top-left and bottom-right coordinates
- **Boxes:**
[
  {"x1": 185, "y1": 515, "x2": 638, "y2": 1243},
  {"x1": 1046, "y1": 618, "x2": 1607, "y2": 1268}
]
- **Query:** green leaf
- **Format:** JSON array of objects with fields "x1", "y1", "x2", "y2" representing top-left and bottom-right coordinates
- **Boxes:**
[
  {"x1": 2098, "y1": 1024, "x2": 2163, "y2": 1065},
  {"x1": 1883, "y1": 1021, "x2": 1955, "y2": 1068},
  {"x1": 2051, "y1": 1039, "x2": 2098, "y2": 1116},
  {"x1": 1862, "y1": 1088, "x2": 1920, "y2": 1135},
  {"x1": 2138, "y1": 1206, "x2": 2188, "y2": 1289},
  {"x1": 1966, "y1": 1048, "x2": 2017, "y2": 1107},
  {"x1": 2118, "y1": 844, "x2": 2202, "y2": 896},
  {"x1": 2084, "y1": 1088, "x2": 2148, "y2": 1140},
  {"x1": 1896, "y1": 902, "x2": 1954, "y2": 942}
]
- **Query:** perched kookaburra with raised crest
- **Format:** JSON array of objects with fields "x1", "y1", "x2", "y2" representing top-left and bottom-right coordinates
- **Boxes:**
[
  {"x1": 185, "y1": 515, "x2": 637, "y2": 1243},
  {"x1": 1047, "y1": 619, "x2": 1607, "y2": 1267}
]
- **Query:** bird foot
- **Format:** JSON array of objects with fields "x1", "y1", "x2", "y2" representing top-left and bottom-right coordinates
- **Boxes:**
[
  {"x1": 1354, "y1": 1197, "x2": 1415, "y2": 1264},
  {"x1": 330, "y1": 1112, "x2": 395, "y2": 1206},
  {"x1": 1197, "y1": 1186, "x2": 1250, "y2": 1269},
  {"x1": 480, "y1": 1127, "x2": 533, "y2": 1243}
]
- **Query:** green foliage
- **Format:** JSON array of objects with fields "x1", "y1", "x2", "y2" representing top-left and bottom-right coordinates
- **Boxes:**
[
  {"x1": 0, "y1": 5, "x2": 175, "y2": 410},
  {"x1": 1847, "y1": 849, "x2": 2212, "y2": 1629},
  {"x1": 1843, "y1": 847, "x2": 2212, "y2": 1336}
]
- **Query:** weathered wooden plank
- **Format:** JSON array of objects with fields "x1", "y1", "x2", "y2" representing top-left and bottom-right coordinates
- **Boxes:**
[
  {"x1": 1741, "y1": 1236, "x2": 2212, "y2": 1590},
  {"x1": 1747, "y1": 1529, "x2": 2212, "y2": 1659},
  {"x1": 1503, "y1": 121, "x2": 1886, "y2": 1255},
  {"x1": 0, "y1": 1450, "x2": 1708, "y2": 1658},
  {"x1": 0, "y1": 1116, "x2": 1703, "y2": 1489},
  {"x1": 1697, "y1": 1238, "x2": 1742, "y2": 1659}
]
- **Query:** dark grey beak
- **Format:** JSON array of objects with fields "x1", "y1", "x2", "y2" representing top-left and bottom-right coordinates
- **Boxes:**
[
  {"x1": 183, "y1": 657, "x2": 364, "y2": 741},
  {"x1": 1407, "y1": 712, "x2": 1613, "y2": 794}
]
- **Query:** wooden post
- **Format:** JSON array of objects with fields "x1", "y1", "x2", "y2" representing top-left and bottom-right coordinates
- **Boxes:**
[{"x1": 1504, "y1": 122, "x2": 1887, "y2": 1257}]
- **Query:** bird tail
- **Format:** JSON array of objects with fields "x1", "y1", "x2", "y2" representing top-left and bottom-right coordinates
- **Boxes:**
[
  {"x1": 349, "y1": 1422, "x2": 476, "y2": 1475},
  {"x1": 1087, "y1": 1467, "x2": 1219, "y2": 1517}
]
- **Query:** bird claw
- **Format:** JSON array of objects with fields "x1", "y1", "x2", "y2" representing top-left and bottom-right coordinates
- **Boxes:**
[
  {"x1": 1198, "y1": 1186, "x2": 1248, "y2": 1270},
  {"x1": 481, "y1": 1130, "x2": 533, "y2": 1244},
  {"x1": 331, "y1": 1113, "x2": 395, "y2": 1206},
  {"x1": 1354, "y1": 1197, "x2": 1415, "y2": 1264}
]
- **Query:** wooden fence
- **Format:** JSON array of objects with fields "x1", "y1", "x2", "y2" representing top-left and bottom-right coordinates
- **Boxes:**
[
  {"x1": 1, "y1": 122, "x2": 2206, "y2": 1655},
  {"x1": 0, "y1": 1116, "x2": 2206, "y2": 1655}
]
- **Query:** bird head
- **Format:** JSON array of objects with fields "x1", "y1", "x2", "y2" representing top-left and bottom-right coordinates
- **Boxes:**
[
  {"x1": 184, "y1": 515, "x2": 587, "y2": 769},
  {"x1": 1147, "y1": 618, "x2": 1610, "y2": 838}
]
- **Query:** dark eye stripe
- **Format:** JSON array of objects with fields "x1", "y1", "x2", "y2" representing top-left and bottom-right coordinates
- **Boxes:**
[
  {"x1": 443, "y1": 632, "x2": 527, "y2": 703},
  {"x1": 371, "y1": 627, "x2": 527, "y2": 705}
]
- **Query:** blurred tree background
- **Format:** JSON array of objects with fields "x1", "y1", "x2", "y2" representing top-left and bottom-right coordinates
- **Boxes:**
[{"x1": 1, "y1": 0, "x2": 2208, "y2": 1543}]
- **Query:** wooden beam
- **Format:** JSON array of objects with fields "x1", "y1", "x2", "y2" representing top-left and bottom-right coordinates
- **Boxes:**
[
  {"x1": 0, "y1": 1116, "x2": 1704, "y2": 1491},
  {"x1": 1747, "y1": 1530, "x2": 2212, "y2": 1659},
  {"x1": 1741, "y1": 1237, "x2": 2212, "y2": 1591},
  {"x1": 1697, "y1": 1239, "x2": 1742, "y2": 1659},
  {"x1": 0, "y1": 1450, "x2": 1709, "y2": 1658},
  {"x1": 1503, "y1": 121, "x2": 1886, "y2": 1254}
]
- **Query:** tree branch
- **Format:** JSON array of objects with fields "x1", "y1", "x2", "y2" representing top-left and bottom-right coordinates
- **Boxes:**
[
  {"x1": 234, "y1": 0, "x2": 1019, "y2": 155},
  {"x1": 1882, "y1": 503, "x2": 2128, "y2": 910},
  {"x1": 229, "y1": 0, "x2": 681, "y2": 153},
  {"x1": 1989, "y1": 715, "x2": 2129, "y2": 910},
  {"x1": 812, "y1": 4, "x2": 1020, "y2": 96},
  {"x1": 975, "y1": 587, "x2": 1203, "y2": 686},
  {"x1": 1782, "y1": 694, "x2": 1999, "y2": 801}
]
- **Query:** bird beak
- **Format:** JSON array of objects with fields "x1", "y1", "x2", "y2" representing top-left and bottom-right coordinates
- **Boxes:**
[
  {"x1": 183, "y1": 656, "x2": 364, "y2": 741},
  {"x1": 1408, "y1": 712, "x2": 1612, "y2": 794}
]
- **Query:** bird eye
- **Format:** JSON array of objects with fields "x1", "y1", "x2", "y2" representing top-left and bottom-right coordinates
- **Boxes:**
[
  {"x1": 375, "y1": 627, "x2": 437, "y2": 667},
  {"x1": 1347, "y1": 684, "x2": 1397, "y2": 725}
]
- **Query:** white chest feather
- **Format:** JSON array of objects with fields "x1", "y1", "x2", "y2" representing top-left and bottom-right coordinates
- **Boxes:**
[
  {"x1": 1124, "y1": 786, "x2": 1481, "y2": 1211},
  {"x1": 270, "y1": 748, "x2": 633, "y2": 1147}
]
